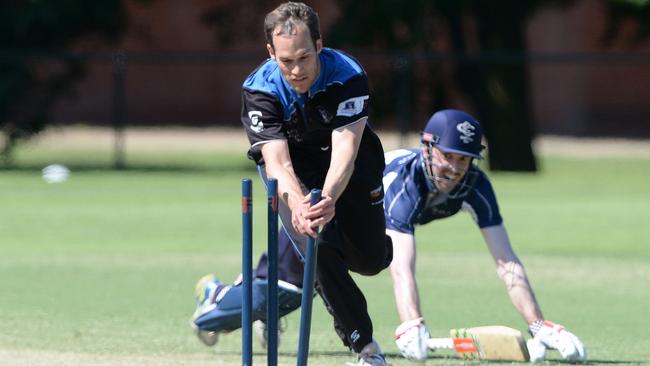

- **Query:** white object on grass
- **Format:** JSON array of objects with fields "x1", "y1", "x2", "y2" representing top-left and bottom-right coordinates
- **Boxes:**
[{"x1": 42, "y1": 164, "x2": 70, "y2": 183}]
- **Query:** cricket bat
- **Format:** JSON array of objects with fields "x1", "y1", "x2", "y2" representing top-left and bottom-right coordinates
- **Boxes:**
[{"x1": 426, "y1": 325, "x2": 530, "y2": 362}]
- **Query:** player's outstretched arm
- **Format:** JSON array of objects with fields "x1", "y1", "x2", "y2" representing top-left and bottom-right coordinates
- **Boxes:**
[
  {"x1": 481, "y1": 224, "x2": 543, "y2": 324},
  {"x1": 321, "y1": 119, "x2": 366, "y2": 201},
  {"x1": 387, "y1": 229, "x2": 430, "y2": 361},
  {"x1": 261, "y1": 140, "x2": 315, "y2": 237},
  {"x1": 387, "y1": 229, "x2": 422, "y2": 321},
  {"x1": 307, "y1": 118, "x2": 366, "y2": 231},
  {"x1": 482, "y1": 225, "x2": 587, "y2": 362}
]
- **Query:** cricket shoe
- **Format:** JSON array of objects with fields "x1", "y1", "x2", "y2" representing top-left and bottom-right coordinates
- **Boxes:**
[
  {"x1": 191, "y1": 274, "x2": 230, "y2": 346},
  {"x1": 190, "y1": 322, "x2": 219, "y2": 346},
  {"x1": 346, "y1": 340, "x2": 387, "y2": 366}
]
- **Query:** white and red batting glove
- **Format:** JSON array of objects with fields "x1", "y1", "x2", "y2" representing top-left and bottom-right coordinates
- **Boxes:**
[
  {"x1": 395, "y1": 318, "x2": 431, "y2": 361},
  {"x1": 527, "y1": 320, "x2": 587, "y2": 363}
]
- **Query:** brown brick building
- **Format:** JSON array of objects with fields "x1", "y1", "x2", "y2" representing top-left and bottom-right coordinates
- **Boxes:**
[{"x1": 53, "y1": 0, "x2": 650, "y2": 137}]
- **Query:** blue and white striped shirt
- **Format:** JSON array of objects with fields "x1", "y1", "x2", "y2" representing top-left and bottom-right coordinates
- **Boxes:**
[{"x1": 383, "y1": 149, "x2": 502, "y2": 234}]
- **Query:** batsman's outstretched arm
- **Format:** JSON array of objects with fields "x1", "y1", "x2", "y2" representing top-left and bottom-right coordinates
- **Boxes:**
[
  {"x1": 387, "y1": 229, "x2": 422, "y2": 322},
  {"x1": 482, "y1": 226, "x2": 587, "y2": 362},
  {"x1": 389, "y1": 229, "x2": 432, "y2": 361},
  {"x1": 481, "y1": 224, "x2": 543, "y2": 325}
]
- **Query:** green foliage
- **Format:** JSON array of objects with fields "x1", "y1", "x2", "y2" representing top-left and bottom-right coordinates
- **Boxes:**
[
  {"x1": 327, "y1": 1, "x2": 575, "y2": 171},
  {"x1": 327, "y1": 0, "x2": 648, "y2": 172},
  {"x1": 603, "y1": 0, "x2": 650, "y2": 43},
  {"x1": 0, "y1": 1, "x2": 126, "y2": 162}
]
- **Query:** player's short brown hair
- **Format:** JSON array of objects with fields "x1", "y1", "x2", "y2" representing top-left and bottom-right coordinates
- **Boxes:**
[{"x1": 264, "y1": 2, "x2": 321, "y2": 49}]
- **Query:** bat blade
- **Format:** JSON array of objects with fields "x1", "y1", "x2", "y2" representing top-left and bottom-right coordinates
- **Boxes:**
[
  {"x1": 427, "y1": 325, "x2": 529, "y2": 362},
  {"x1": 450, "y1": 326, "x2": 529, "y2": 362}
]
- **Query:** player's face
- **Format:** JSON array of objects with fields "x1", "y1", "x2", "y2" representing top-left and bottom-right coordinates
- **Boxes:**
[
  {"x1": 429, "y1": 147, "x2": 472, "y2": 193},
  {"x1": 267, "y1": 22, "x2": 322, "y2": 94}
]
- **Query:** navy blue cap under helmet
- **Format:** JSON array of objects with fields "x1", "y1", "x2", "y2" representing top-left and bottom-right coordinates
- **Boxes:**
[{"x1": 421, "y1": 109, "x2": 484, "y2": 160}]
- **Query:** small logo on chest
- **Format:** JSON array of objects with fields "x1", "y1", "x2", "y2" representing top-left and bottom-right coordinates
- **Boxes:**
[{"x1": 316, "y1": 106, "x2": 333, "y2": 124}]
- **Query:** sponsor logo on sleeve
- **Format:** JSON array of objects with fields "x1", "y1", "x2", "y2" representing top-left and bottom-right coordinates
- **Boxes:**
[
  {"x1": 456, "y1": 121, "x2": 476, "y2": 144},
  {"x1": 336, "y1": 95, "x2": 369, "y2": 117},
  {"x1": 369, "y1": 184, "x2": 384, "y2": 205},
  {"x1": 248, "y1": 111, "x2": 264, "y2": 133}
]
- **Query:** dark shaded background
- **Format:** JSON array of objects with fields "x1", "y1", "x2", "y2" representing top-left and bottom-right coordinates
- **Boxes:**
[{"x1": 1, "y1": 0, "x2": 649, "y2": 170}]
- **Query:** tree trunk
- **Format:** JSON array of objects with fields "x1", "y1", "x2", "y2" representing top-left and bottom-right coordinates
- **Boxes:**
[
  {"x1": 1, "y1": 127, "x2": 15, "y2": 165},
  {"x1": 447, "y1": 6, "x2": 537, "y2": 172}
]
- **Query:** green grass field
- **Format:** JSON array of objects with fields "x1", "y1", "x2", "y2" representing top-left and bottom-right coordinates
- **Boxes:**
[{"x1": 1, "y1": 137, "x2": 649, "y2": 366}]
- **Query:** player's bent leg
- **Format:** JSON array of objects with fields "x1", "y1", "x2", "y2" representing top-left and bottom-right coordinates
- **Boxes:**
[
  {"x1": 347, "y1": 233, "x2": 392, "y2": 276},
  {"x1": 333, "y1": 180, "x2": 392, "y2": 276},
  {"x1": 191, "y1": 274, "x2": 228, "y2": 346},
  {"x1": 276, "y1": 280, "x2": 303, "y2": 317},
  {"x1": 313, "y1": 241, "x2": 375, "y2": 353},
  {"x1": 191, "y1": 275, "x2": 302, "y2": 346},
  {"x1": 192, "y1": 275, "x2": 245, "y2": 334},
  {"x1": 252, "y1": 280, "x2": 303, "y2": 348}
]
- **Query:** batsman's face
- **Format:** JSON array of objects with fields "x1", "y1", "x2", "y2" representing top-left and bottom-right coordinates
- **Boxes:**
[
  {"x1": 428, "y1": 147, "x2": 471, "y2": 193},
  {"x1": 267, "y1": 22, "x2": 322, "y2": 94}
]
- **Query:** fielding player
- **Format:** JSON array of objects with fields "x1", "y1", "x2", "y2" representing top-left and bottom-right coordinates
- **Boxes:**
[
  {"x1": 193, "y1": 2, "x2": 392, "y2": 365},
  {"x1": 192, "y1": 108, "x2": 587, "y2": 363}
]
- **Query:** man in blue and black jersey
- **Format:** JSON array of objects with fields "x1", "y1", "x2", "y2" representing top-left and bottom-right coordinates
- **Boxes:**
[{"x1": 193, "y1": 3, "x2": 392, "y2": 365}]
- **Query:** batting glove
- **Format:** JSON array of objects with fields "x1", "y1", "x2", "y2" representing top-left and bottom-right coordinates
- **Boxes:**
[
  {"x1": 395, "y1": 318, "x2": 430, "y2": 361},
  {"x1": 526, "y1": 337, "x2": 546, "y2": 363},
  {"x1": 529, "y1": 320, "x2": 587, "y2": 362}
]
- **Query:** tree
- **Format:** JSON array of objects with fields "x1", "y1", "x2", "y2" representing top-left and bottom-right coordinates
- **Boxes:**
[
  {"x1": 435, "y1": 1, "x2": 556, "y2": 171},
  {"x1": 0, "y1": 1, "x2": 127, "y2": 163},
  {"x1": 201, "y1": 0, "x2": 649, "y2": 171},
  {"x1": 601, "y1": 0, "x2": 650, "y2": 44},
  {"x1": 328, "y1": 0, "x2": 649, "y2": 171},
  {"x1": 327, "y1": 0, "x2": 566, "y2": 171}
]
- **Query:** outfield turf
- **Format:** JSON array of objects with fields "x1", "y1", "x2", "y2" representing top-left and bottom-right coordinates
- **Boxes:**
[{"x1": 0, "y1": 134, "x2": 649, "y2": 365}]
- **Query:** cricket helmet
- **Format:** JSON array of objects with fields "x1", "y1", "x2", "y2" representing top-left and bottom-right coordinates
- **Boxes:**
[{"x1": 421, "y1": 109, "x2": 484, "y2": 159}]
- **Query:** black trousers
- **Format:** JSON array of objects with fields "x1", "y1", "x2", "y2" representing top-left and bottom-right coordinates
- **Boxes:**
[{"x1": 256, "y1": 163, "x2": 393, "y2": 353}]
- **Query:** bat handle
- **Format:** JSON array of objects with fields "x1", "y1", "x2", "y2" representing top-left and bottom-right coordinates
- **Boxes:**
[{"x1": 427, "y1": 338, "x2": 454, "y2": 350}]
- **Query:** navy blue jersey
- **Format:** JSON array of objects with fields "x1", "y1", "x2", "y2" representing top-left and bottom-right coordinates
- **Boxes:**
[
  {"x1": 383, "y1": 149, "x2": 502, "y2": 234},
  {"x1": 241, "y1": 47, "x2": 384, "y2": 189}
]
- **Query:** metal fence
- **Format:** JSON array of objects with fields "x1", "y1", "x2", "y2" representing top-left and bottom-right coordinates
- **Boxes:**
[{"x1": 4, "y1": 49, "x2": 650, "y2": 137}]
